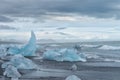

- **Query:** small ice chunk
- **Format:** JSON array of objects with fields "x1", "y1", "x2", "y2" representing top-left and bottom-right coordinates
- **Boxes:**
[
  {"x1": 3, "y1": 65, "x2": 21, "y2": 80},
  {"x1": 8, "y1": 31, "x2": 37, "y2": 56},
  {"x1": 74, "y1": 44, "x2": 82, "y2": 52},
  {"x1": 2, "y1": 54, "x2": 38, "y2": 69},
  {"x1": 65, "y1": 75, "x2": 81, "y2": 80},
  {"x1": 71, "y1": 64, "x2": 77, "y2": 71}
]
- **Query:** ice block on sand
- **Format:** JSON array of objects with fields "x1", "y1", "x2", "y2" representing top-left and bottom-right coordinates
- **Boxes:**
[
  {"x1": 2, "y1": 54, "x2": 38, "y2": 69},
  {"x1": 43, "y1": 48, "x2": 86, "y2": 62},
  {"x1": 8, "y1": 31, "x2": 37, "y2": 56},
  {"x1": 3, "y1": 65, "x2": 21, "y2": 80}
]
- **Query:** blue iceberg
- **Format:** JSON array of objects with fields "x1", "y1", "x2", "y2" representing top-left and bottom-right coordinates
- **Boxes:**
[
  {"x1": 43, "y1": 48, "x2": 86, "y2": 62},
  {"x1": 42, "y1": 50, "x2": 62, "y2": 61},
  {"x1": 2, "y1": 54, "x2": 38, "y2": 69},
  {"x1": 3, "y1": 65, "x2": 21, "y2": 80},
  {"x1": 65, "y1": 75, "x2": 81, "y2": 80},
  {"x1": 8, "y1": 31, "x2": 37, "y2": 56}
]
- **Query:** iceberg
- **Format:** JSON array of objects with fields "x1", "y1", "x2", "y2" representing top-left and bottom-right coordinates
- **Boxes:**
[
  {"x1": 43, "y1": 50, "x2": 62, "y2": 61},
  {"x1": 3, "y1": 65, "x2": 21, "y2": 80},
  {"x1": 8, "y1": 31, "x2": 37, "y2": 56},
  {"x1": 43, "y1": 48, "x2": 86, "y2": 62},
  {"x1": 65, "y1": 75, "x2": 81, "y2": 80},
  {"x1": 2, "y1": 54, "x2": 38, "y2": 69}
]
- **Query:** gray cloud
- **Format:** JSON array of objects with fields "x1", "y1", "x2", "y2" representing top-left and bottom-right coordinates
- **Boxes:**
[
  {"x1": 54, "y1": 32, "x2": 77, "y2": 38},
  {"x1": 0, "y1": 16, "x2": 13, "y2": 22},
  {"x1": 56, "y1": 27, "x2": 67, "y2": 30},
  {"x1": 0, "y1": 0, "x2": 120, "y2": 19},
  {"x1": 0, "y1": 25, "x2": 17, "y2": 30}
]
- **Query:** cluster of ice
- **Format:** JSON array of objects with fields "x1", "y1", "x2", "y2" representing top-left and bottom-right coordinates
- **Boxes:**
[
  {"x1": 0, "y1": 31, "x2": 38, "y2": 80},
  {"x1": 2, "y1": 54, "x2": 38, "y2": 69},
  {"x1": 98, "y1": 45, "x2": 120, "y2": 50},
  {"x1": 3, "y1": 65, "x2": 21, "y2": 80},
  {"x1": 43, "y1": 48, "x2": 86, "y2": 62},
  {"x1": 65, "y1": 75, "x2": 81, "y2": 80},
  {"x1": 8, "y1": 31, "x2": 37, "y2": 56}
]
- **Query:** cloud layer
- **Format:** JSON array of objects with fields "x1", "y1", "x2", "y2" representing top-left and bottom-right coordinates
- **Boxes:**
[
  {"x1": 0, "y1": 0, "x2": 120, "y2": 19},
  {"x1": 0, "y1": 0, "x2": 120, "y2": 41}
]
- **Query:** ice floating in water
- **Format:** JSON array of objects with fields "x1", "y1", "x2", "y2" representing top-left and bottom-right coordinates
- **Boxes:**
[
  {"x1": 65, "y1": 75, "x2": 81, "y2": 80},
  {"x1": 43, "y1": 48, "x2": 86, "y2": 62},
  {"x1": 98, "y1": 45, "x2": 120, "y2": 50},
  {"x1": 8, "y1": 31, "x2": 37, "y2": 56},
  {"x1": 2, "y1": 54, "x2": 38, "y2": 69},
  {"x1": 3, "y1": 65, "x2": 21, "y2": 80}
]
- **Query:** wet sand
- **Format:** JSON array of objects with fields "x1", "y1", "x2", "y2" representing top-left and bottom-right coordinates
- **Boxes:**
[{"x1": 1, "y1": 59, "x2": 120, "y2": 80}]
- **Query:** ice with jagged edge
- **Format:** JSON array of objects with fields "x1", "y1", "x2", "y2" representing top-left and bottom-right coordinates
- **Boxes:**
[
  {"x1": 8, "y1": 31, "x2": 37, "y2": 56},
  {"x1": 43, "y1": 48, "x2": 86, "y2": 62},
  {"x1": 2, "y1": 54, "x2": 38, "y2": 69},
  {"x1": 65, "y1": 75, "x2": 81, "y2": 80},
  {"x1": 3, "y1": 65, "x2": 21, "y2": 80}
]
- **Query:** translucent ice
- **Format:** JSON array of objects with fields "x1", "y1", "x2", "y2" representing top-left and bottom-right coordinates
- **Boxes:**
[
  {"x1": 43, "y1": 48, "x2": 86, "y2": 62},
  {"x1": 65, "y1": 75, "x2": 81, "y2": 80},
  {"x1": 43, "y1": 50, "x2": 62, "y2": 61},
  {"x1": 3, "y1": 65, "x2": 21, "y2": 80},
  {"x1": 8, "y1": 31, "x2": 37, "y2": 56},
  {"x1": 2, "y1": 54, "x2": 38, "y2": 69}
]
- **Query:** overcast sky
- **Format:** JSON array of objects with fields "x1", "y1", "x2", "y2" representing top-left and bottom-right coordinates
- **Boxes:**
[{"x1": 0, "y1": 0, "x2": 120, "y2": 41}]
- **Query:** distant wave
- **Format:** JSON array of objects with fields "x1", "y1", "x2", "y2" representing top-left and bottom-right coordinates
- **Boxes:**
[
  {"x1": 49, "y1": 44, "x2": 60, "y2": 47},
  {"x1": 82, "y1": 44, "x2": 103, "y2": 48},
  {"x1": 98, "y1": 45, "x2": 120, "y2": 50},
  {"x1": 85, "y1": 53, "x2": 100, "y2": 59}
]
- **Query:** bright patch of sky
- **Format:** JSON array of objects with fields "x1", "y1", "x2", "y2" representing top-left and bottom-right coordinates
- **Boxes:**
[{"x1": 0, "y1": 14, "x2": 120, "y2": 42}]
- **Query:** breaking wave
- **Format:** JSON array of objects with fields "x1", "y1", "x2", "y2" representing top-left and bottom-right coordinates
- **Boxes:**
[
  {"x1": 98, "y1": 45, "x2": 120, "y2": 50},
  {"x1": 103, "y1": 58, "x2": 120, "y2": 62},
  {"x1": 81, "y1": 44, "x2": 103, "y2": 48}
]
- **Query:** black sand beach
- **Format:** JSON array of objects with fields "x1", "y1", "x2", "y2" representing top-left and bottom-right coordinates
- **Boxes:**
[{"x1": 1, "y1": 41, "x2": 120, "y2": 80}]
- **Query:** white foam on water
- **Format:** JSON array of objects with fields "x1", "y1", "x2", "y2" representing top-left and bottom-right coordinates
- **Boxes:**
[
  {"x1": 99, "y1": 45, "x2": 120, "y2": 50},
  {"x1": 81, "y1": 44, "x2": 102, "y2": 48},
  {"x1": 49, "y1": 44, "x2": 60, "y2": 47},
  {"x1": 104, "y1": 58, "x2": 120, "y2": 62}
]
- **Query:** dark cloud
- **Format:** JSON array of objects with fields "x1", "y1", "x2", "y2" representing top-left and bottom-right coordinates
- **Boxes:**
[
  {"x1": 56, "y1": 27, "x2": 67, "y2": 30},
  {"x1": 0, "y1": 16, "x2": 13, "y2": 22},
  {"x1": 54, "y1": 32, "x2": 77, "y2": 38},
  {"x1": 0, "y1": 0, "x2": 120, "y2": 19},
  {"x1": 0, "y1": 25, "x2": 17, "y2": 30}
]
